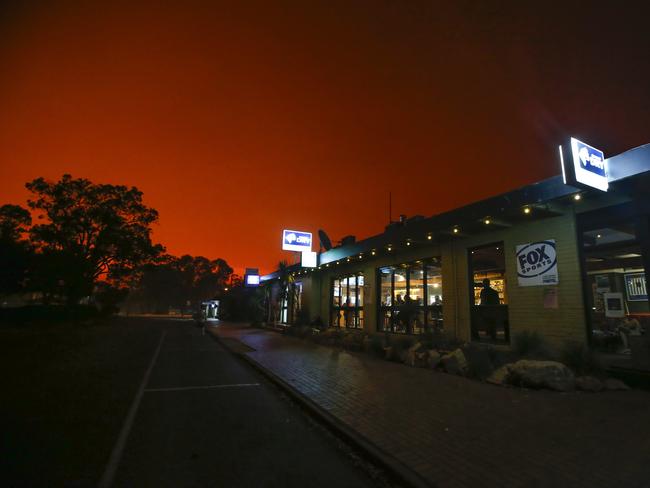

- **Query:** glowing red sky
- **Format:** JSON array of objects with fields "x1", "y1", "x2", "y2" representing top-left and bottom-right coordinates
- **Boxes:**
[{"x1": 1, "y1": 1, "x2": 650, "y2": 274}]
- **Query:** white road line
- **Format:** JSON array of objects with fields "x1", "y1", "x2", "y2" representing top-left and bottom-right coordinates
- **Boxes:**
[
  {"x1": 97, "y1": 330, "x2": 167, "y2": 488},
  {"x1": 145, "y1": 383, "x2": 260, "y2": 392}
]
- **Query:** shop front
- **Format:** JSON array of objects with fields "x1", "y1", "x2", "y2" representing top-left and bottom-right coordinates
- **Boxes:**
[{"x1": 264, "y1": 141, "x2": 650, "y2": 367}]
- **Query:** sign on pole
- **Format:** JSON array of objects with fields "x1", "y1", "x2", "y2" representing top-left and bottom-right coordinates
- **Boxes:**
[{"x1": 282, "y1": 229, "x2": 312, "y2": 252}]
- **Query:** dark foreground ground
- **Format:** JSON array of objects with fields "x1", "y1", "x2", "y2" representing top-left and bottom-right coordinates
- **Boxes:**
[{"x1": 0, "y1": 317, "x2": 379, "y2": 487}]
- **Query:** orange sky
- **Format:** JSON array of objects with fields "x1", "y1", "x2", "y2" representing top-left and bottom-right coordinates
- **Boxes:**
[{"x1": 2, "y1": 1, "x2": 650, "y2": 274}]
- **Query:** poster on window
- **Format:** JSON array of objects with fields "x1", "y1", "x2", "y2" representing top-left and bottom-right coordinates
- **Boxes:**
[
  {"x1": 516, "y1": 240, "x2": 558, "y2": 287},
  {"x1": 625, "y1": 273, "x2": 648, "y2": 301}
]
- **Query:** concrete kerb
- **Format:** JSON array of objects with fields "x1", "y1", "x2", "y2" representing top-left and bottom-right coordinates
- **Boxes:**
[{"x1": 206, "y1": 327, "x2": 434, "y2": 488}]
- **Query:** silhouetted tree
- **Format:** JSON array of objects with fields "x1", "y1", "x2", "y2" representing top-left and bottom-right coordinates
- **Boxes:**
[
  {"x1": 127, "y1": 254, "x2": 233, "y2": 314},
  {"x1": 25, "y1": 174, "x2": 163, "y2": 304},
  {"x1": 0, "y1": 204, "x2": 32, "y2": 295}
]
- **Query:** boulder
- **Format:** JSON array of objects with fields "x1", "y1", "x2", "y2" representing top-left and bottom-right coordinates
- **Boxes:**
[
  {"x1": 486, "y1": 364, "x2": 512, "y2": 386},
  {"x1": 509, "y1": 360, "x2": 575, "y2": 392},
  {"x1": 462, "y1": 343, "x2": 494, "y2": 380},
  {"x1": 404, "y1": 342, "x2": 423, "y2": 366},
  {"x1": 575, "y1": 376, "x2": 604, "y2": 392},
  {"x1": 427, "y1": 350, "x2": 442, "y2": 369},
  {"x1": 416, "y1": 351, "x2": 429, "y2": 368},
  {"x1": 441, "y1": 349, "x2": 467, "y2": 375},
  {"x1": 604, "y1": 378, "x2": 630, "y2": 391}
]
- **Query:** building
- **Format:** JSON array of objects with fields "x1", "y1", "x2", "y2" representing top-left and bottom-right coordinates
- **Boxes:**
[{"x1": 261, "y1": 141, "x2": 650, "y2": 366}]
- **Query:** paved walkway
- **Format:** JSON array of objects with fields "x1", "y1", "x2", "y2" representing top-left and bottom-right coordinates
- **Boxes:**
[{"x1": 211, "y1": 323, "x2": 650, "y2": 488}]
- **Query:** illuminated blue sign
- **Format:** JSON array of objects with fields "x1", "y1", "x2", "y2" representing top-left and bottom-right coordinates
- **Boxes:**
[
  {"x1": 282, "y1": 229, "x2": 312, "y2": 252},
  {"x1": 561, "y1": 137, "x2": 608, "y2": 191}
]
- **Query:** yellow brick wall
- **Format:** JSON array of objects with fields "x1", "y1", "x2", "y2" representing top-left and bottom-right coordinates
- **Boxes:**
[
  {"x1": 308, "y1": 211, "x2": 587, "y2": 348},
  {"x1": 443, "y1": 210, "x2": 587, "y2": 347}
]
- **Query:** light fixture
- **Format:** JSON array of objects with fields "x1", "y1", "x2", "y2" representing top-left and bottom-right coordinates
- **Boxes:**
[
  {"x1": 406, "y1": 241, "x2": 411, "y2": 246},
  {"x1": 453, "y1": 227, "x2": 459, "y2": 234},
  {"x1": 484, "y1": 218, "x2": 491, "y2": 225},
  {"x1": 224, "y1": 287, "x2": 229, "y2": 291},
  {"x1": 358, "y1": 254, "x2": 363, "y2": 259},
  {"x1": 573, "y1": 194, "x2": 582, "y2": 201},
  {"x1": 387, "y1": 245, "x2": 392, "y2": 251},
  {"x1": 371, "y1": 250, "x2": 376, "y2": 256},
  {"x1": 427, "y1": 234, "x2": 432, "y2": 240},
  {"x1": 346, "y1": 258, "x2": 350, "y2": 262},
  {"x1": 523, "y1": 207, "x2": 531, "y2": 214},
  {"x1": 326, "y1": 264, "x2": 330, "y2": 267},
  {"x1": 597, "y1": 234, "x2": 602, "y2": 238}
]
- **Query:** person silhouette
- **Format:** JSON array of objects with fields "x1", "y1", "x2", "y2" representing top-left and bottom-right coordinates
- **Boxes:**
[
  {"x1": 480, "y1": 279, "x2": 500, "y2": 305},
  {"x1": 479, "y1": 278, "x2": 500, "y2": 340}
]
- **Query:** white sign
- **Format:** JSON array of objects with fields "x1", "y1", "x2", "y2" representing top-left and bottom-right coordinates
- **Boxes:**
[
  {"x1": 245, "y1": 274, "x2": 260, "y2": 286},
  {"x1": 562, "y1": 137, "x2": 608, "y2": 191},
  {"x1": 604, "y1": 292, "x2": 625, "y2": 318},
  {"x1": 516, "y1": 240, "x2": 559, "y2": 286},
  {"x1": 282, "y1": 229, "x2": 312, "y2": 252},
  {"x1": 301, "y1": 250, "x2": 317, "y2": 268}
]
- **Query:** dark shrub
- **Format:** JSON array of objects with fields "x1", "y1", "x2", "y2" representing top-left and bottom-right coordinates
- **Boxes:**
[
  {"x1": 560, "y1": 341, "x2": 604, "y2": 376},
  {"x1": 513, "y1": 330, "x2": 552, "y2": 359}
]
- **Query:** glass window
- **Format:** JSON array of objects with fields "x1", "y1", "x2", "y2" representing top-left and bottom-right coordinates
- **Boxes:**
[
  {"x1": 332, "y1": 279, "x2": 340, "y2": 306},
  {"x1": 581, "y1": 220, "x2": 648, "y2": 354},
  {"x1": 426, "y1": 263, "x2": 442, "y2": 306},
  {"x1": 394, "y1": 268, "x2": 407, "y2": 305},
  {"x1": 469, "y1": 243, "x2": 509, "y2": 343},
  {"x1": 331, "y1": 273, "x2": 364, "y2": 329},
  {"x1": 380, "y1": 268, "x2": 392, "y2": 306},
  {"x1": 357, "y1": 275, "x2": 364, "y2": 306},
  {"x1": 409, "y1": 265, "x2": 424, "y2": 305},
  {"x1": 378, "y1": 258, "x2": 443, "y2": 334}
]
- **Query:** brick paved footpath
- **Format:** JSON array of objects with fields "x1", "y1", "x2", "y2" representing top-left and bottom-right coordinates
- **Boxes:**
[{"x1": 210, "y1": 323, "x2": 650, "y2": 488}]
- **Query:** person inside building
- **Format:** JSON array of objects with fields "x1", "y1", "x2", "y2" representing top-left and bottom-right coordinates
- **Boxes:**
[
  {"x1": 478, "y1": 278, "x2": 500, "y2": 340},
  {"x1": 343, "y1": 297, "x2": 352, "y2": 327},
  {"x1": 480, "y1": 278, "x2": 500, "y2": 305}
]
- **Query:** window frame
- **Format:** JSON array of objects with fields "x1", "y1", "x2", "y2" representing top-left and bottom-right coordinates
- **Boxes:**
[
  {"x1": 377, "y1": 257, "x2": 442, "y2": 334},
  {"x1": 330, "y1": 273, "x2": 364, "y2": 329}
]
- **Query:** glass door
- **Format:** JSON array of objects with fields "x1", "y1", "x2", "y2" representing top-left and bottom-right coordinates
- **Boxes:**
[{"x1": 469, "y1": 243, "x2": 510, "y2": 343}]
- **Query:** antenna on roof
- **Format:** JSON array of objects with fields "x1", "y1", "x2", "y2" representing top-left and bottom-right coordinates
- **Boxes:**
[{"x1": 318, "y1": 229, "x2": 332, "y2": 251}]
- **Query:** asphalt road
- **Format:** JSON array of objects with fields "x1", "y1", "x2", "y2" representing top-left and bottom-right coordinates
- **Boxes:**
[{"x1": 107, "y1": 320, "x2": 376, "y2": 487}]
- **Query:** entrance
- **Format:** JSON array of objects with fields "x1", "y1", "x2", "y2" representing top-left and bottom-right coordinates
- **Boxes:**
[{"x1": 469, "y1": 243, "x2": 510, "y2": 343}]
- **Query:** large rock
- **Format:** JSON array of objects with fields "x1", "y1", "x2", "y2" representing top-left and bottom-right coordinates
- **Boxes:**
[
  {"x1": 486, "y1": 364, "x2": 512, "y2": 385},
  {"x1": 441, "y1": 349, "x2": 467, "y2": 375},
  {"x1": 404, "y1": 342, "x2": 423, "y2": 366},
  {"x1": 509, "y1": 360, "x2": 575, "y2": 392},
  {"x1": 575, "y1": 376, "x2": 604, "y2": 392},
  {"x1": 415, "y1": 351, "x2": 429, "y2": 368},
  {"x1": 604, "y1": 378, "x2": 630, "y2": 391},
  {"x1": 462, "y1": 343, "x2": 494, "y2": 380},
  {"x1": 427, "y1": 350, "x2": 442, "y2": 369},
  {"x1": 404, "y1": 350, "x2": 416, "y2": 366}
]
